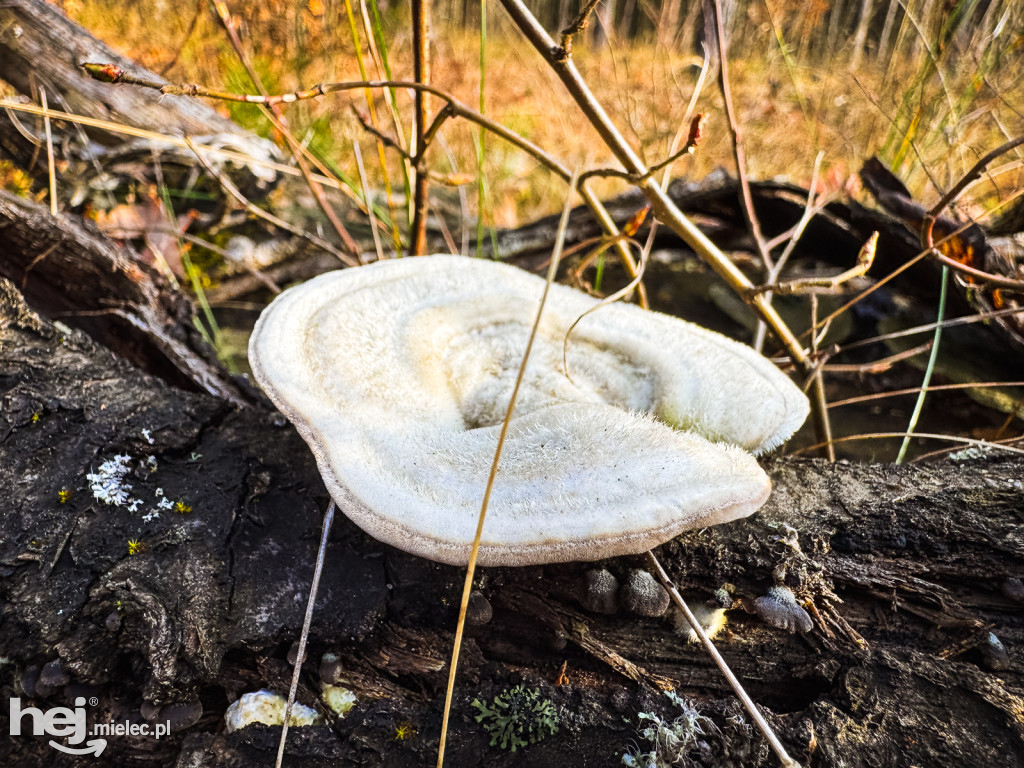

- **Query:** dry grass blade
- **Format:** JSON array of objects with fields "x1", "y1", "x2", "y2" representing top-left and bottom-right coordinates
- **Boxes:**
[
  {"x1": 275, "y1": 500, "x2": 336, "y2": 768},
  {"x1": 40, "y1": 88, "x2": 56, "y2": 217},
  {"x1": 352, "y1": 141, "x2": 385, "y2": 263},
  {"x1": 182, "y1": 136, "x2": 359, "y2": 267},
  {"x1": 645, "y1": 551, "x2": 802, "y2": 768},
  {"x1": 563, "y1": 225, "x2": 654, "y2": 380},
  {"x1": 435, "y1": 171, "x2": 581, "y2": 768}
]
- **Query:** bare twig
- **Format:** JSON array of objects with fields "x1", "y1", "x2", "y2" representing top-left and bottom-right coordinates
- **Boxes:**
[
  {"x1": 829, "y1": 381, "x2": 1024, "y2": 409},
  {"x1": 709, "y1": 0, "x2": 772, "y2": 272},
  {"x1": 792, "y1": 432, "x2": 1024, "y2": 458},
  {"x1": 411, "y1": 0, "x2": 431, "y2": 255},
  {"x1": 646, "y1": 551, "x2": 802, "y2": 768},
  {"x1": 752, "y1": 151, "x2": 826, "y2": 352},
  {"x1": 80, "y1": 67, "x2": 648, "y2": 306},
  {"x1": 276, "y1": 501, "x2": 336, "y2": 768},
  {"x1": 759, "y1": 231, "x2": 878, "y2": 296},
  {"x1": 577, "y1": 114, "x2": 706, "y2": 184},
  {"x1": 209, "y1": 0, "x2": 361, "y2": 260},
  {"x1": 558, "y1": 0, "x2": 603, "y2": 57},
  {"x1": 927, "y1": 135, "x2": 1024, "y2": 220},
  {"x1": 183, "y1": 137, "x2": 359, "y2": 266}
]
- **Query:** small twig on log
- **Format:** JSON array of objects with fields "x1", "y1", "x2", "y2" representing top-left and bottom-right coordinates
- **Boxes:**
[
  {"x1": 756, "y1": 231, "x2": 878, "y2": 297},
  {"x1": 646, "y1": 551, "x2": 802, "y2": 768}
]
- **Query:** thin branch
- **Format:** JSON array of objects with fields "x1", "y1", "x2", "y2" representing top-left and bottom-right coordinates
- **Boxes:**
[
  {"x1": 710, "y1": 0, "x2": 773, "y2": 273},
  {"x1": 183, "y1": 137, "x2": 359, "y2": 267},
  {"x1": 792, "y1": 432, "x2": 1024, "y2": 458},
  {"x1": 81, "y1": 66, "x2": 648, "y2": 307},
  {"x1": 495, "y1": 0, "x2": 829, "y2": 453},
  {"x1": 208, "y1": 0, "x2": 361, "y2": 259},
  {"x1": 927, "y1": 135, "x2": 1024, "y2": 219},
  {"x1": 829, "y1": 381, "x2": 1024, "y2": 409},
  {"x1": 276, "y1": 501, "x2": 336, "y2": 768},
  {"x1": 646, "y1": 551, "x2": 802, "y2": 768},
  {"x1": 411, "y1": 0, "x2": 431, "y2": 255},
  {"x1": 577, "y1": 114, "x2": 706, "y2": 184},
  {"x1": 752, "y1": 151, "x2": 826, "y2": 353}
]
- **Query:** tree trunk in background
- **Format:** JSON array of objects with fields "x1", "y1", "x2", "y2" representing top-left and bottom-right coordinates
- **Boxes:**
[
  {"x1": 876, "y1": 0, "x2": 901, "y2": 62},
  {"x1": 848, "y1": 0, "x2": 874, "y2": 69},
  {"x1": 826, "y1": 0, "x2": 849, "y2": 59}
]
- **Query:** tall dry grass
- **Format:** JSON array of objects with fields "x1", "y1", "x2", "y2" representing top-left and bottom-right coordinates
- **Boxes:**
[{"x1": 39, "y1": 0, "x2": 1024, "y2": 227}]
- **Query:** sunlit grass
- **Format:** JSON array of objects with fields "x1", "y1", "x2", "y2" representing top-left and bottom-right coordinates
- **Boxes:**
[{"x1": 28, "y1": 2, "x2": 1024, "y2": 227}]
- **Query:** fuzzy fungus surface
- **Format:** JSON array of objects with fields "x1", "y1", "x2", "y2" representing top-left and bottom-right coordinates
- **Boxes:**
[{"x1": 248, "y1": 255, "x2": 809, "y2": 566}]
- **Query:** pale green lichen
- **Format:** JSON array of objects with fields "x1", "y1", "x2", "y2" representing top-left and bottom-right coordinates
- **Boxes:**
[
  {"x1": 622, "y1": 691, "x2": 719, "y2": 768},
  {"x1": 471, "y1": 684, "x2": 559, "y2": 752}
]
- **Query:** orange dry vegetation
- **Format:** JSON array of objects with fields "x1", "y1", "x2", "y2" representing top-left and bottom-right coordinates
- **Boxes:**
[{"x1": 60, "y1": 0, "x2": 1024, "y2": 226}]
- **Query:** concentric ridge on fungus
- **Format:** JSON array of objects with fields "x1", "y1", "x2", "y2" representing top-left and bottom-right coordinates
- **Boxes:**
[{"x1": 248, "y1": 255, "x2": 810, "y2": 566}]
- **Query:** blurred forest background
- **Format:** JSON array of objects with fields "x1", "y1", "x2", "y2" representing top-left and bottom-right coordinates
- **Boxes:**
[{"x1": 13, "y1": 0, "x2": 1021, "y2": 227}]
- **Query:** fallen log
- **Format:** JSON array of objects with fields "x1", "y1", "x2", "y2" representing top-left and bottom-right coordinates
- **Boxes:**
[
  {"x1": 1, "y1": 276, "x2": 1023, "y2": 767},
  {"x1": 0, "y1": 189, "x2": 251, "y2": 404}
]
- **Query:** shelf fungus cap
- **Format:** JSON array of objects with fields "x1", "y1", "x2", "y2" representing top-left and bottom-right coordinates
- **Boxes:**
[{"x1": 249, "y1": 255, "x2": 809, "y2": 566}]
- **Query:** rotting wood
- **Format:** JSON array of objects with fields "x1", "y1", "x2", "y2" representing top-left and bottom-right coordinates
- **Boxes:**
[
  {"x1": 0, "y1": 190, "x2": 251, "y2": 404},
  {"x1": 2, "y1": 276, "x2": 1024, "y2": 767}
]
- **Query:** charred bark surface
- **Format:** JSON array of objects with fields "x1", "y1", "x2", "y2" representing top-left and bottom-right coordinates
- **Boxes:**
[{"x1": 2, "y1": 277, "x2": 1023, "y2": 767}]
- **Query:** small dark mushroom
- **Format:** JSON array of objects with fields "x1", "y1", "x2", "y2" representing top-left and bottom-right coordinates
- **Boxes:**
[
  {"x1": 620, "y1": 569, "x2": 670, "y2": 617},
  {"x1": 579, "y1": 568, "x2": 619, "y2": 614},
  {"x1": 466, "y1": 590, "x2": 493, "y2": 626},
  {"x1": 320, "y1": 653, "x2": 346, "y2": 686},
  {"x1": 982, "y1": 632, "x2": 1010, "y2": 672},
  {"x1": 162, "y1": 699, "x2": 204, "y2": 731},
  {"x1": 20, "y1": 665, "x2": 40, "y2": 698},
  {"x1": 35, "y1": 660, "x2": 70, "y2": 696},
  {"x1": 752, "y1": 586, "x2": 813, "y2": 633},
  {"x1": 287, "y1": 641, "x2": 306, "y2": 667}
]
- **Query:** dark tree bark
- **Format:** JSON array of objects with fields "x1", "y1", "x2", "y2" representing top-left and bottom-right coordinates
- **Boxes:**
[
  {"x1": 2, "y1": 275, "x2": 1024, "y2": 768},
  {"x1": 0, "y1": 190, "x2": 252, "y2": 404}
]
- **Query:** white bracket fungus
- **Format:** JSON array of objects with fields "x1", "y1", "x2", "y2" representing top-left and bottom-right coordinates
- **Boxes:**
[{"x1": 249, "y1": 255, "x2": 809, "y2": 567}]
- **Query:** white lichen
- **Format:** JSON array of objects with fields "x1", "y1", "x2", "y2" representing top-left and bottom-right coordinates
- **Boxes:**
[{"x1": 86, "y1": 454, "x2": 138, "y2": 508}]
